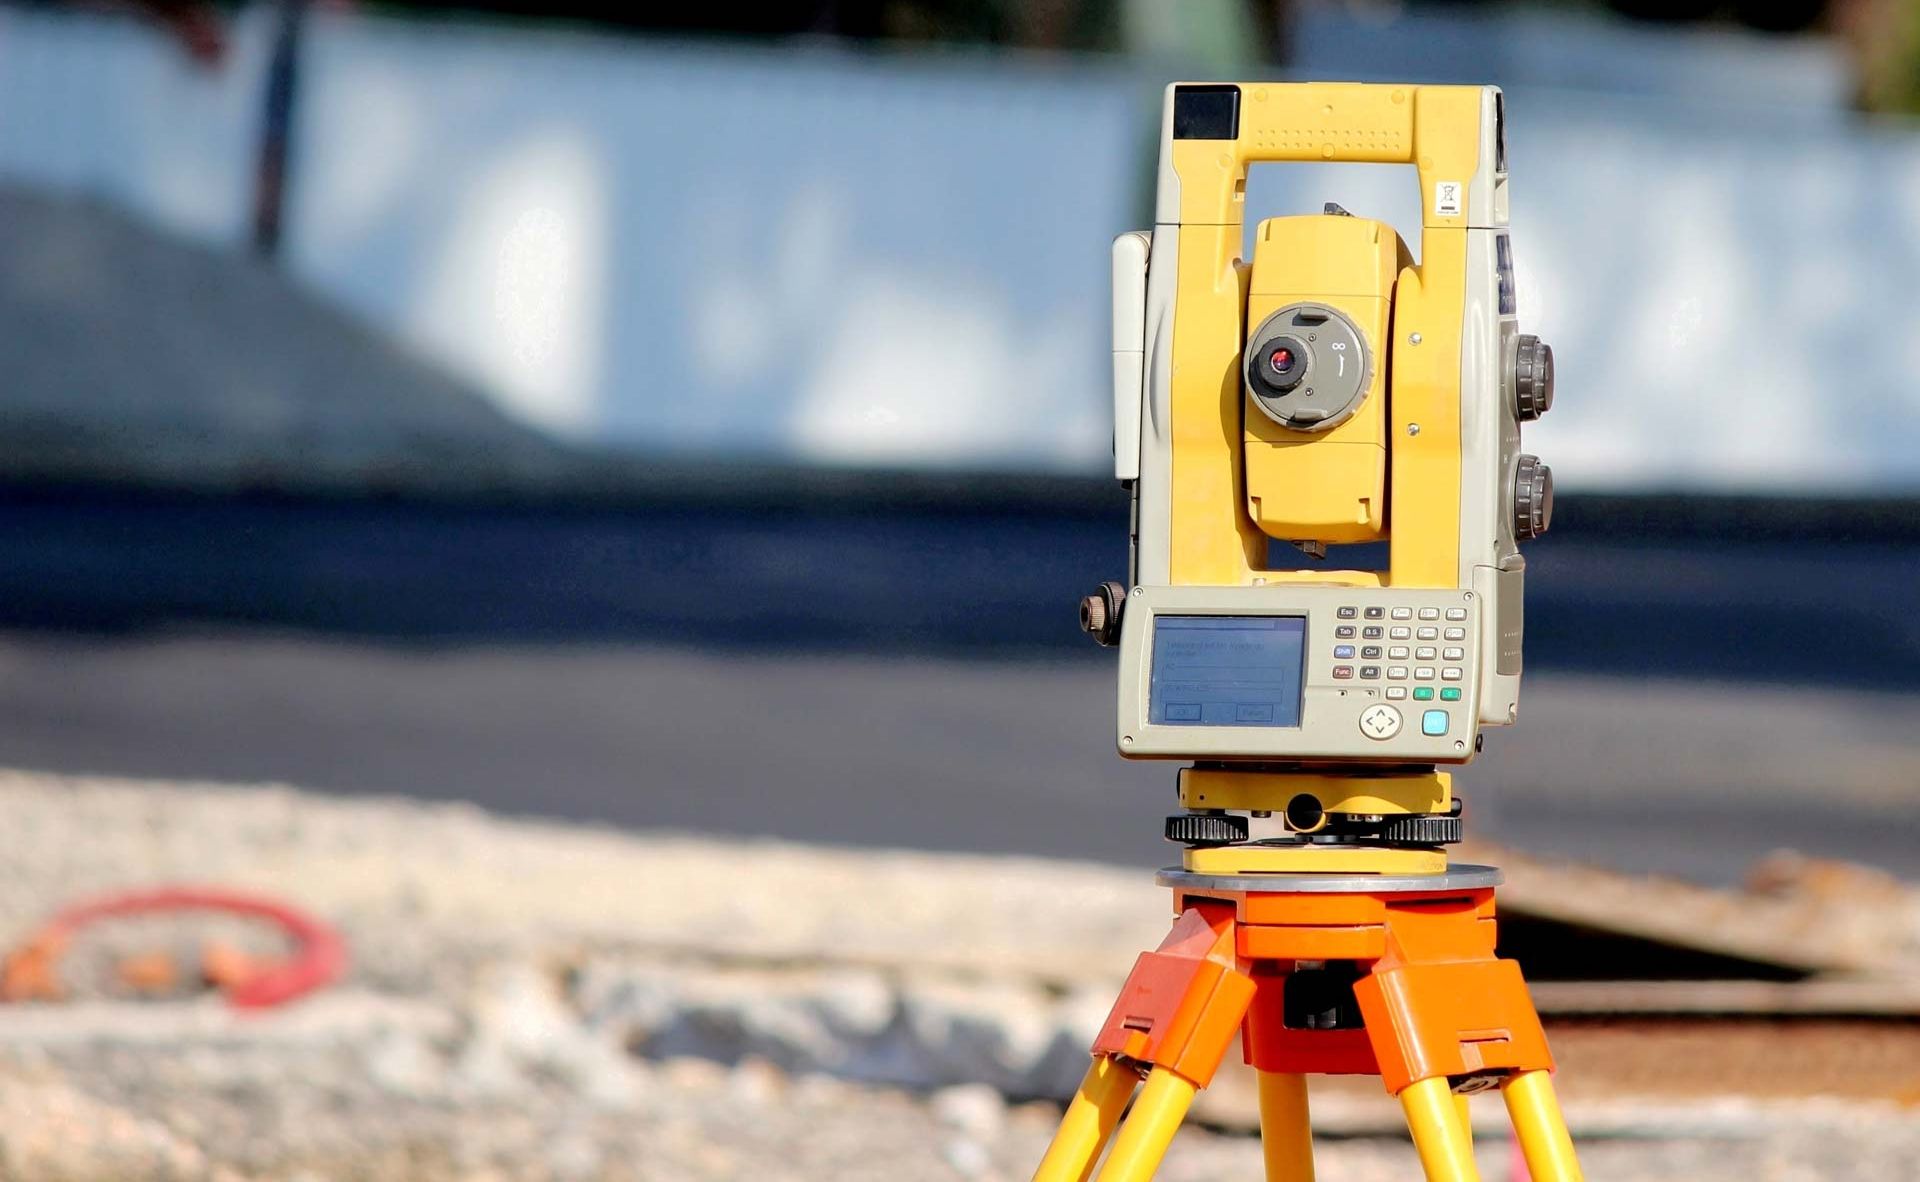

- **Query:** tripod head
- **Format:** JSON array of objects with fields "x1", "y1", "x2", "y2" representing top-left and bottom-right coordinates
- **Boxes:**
[{"x1": 1089, "y1": 83, "x2": 1558, "y2": 853}]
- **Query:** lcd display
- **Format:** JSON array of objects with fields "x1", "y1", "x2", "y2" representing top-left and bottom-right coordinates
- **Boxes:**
[{"x1": 1148, "y1": 615, "x2": 1306, "y2": 727}]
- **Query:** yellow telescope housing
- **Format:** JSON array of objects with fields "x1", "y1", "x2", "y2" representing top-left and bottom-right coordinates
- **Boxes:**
[{"x1": 1100, "y1": 82, "x2": 1555, "y2": 778}]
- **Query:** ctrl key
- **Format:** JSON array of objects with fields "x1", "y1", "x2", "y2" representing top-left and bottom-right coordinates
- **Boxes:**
[{"x1": 1420, "y1": 709, "x2": 1449, "y2": 737}]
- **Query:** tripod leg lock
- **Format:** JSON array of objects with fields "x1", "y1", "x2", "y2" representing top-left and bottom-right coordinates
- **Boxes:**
[
  {"x1": 1089, "y1": 903, "x2": 1256, "y2": 1089},
  {"x1": 1355, "y1": 958, "x2": 1555, "y2": 1094}
]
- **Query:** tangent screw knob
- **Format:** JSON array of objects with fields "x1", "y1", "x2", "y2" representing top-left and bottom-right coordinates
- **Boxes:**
[
  {"x1": 1513, "y1": 334, "x2": 1554, "y2": 421},
  {"x1": 1513, "y1": 454, "x2": 1554, "y2": 541}
]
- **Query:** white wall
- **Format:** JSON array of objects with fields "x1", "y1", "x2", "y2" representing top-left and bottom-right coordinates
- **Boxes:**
[{"x1": 3, "y1": 7, "x2": 1919, "y2": 493}]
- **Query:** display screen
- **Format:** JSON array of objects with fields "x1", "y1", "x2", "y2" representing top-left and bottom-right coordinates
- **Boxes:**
[{"x1": 1148, "y1": 615, "x2": 1306, "y2": 727}]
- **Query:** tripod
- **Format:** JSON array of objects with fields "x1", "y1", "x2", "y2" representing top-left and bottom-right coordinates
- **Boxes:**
[{"x1": 1030, "y1": 862, "x2": 1582, "y2": 1182}]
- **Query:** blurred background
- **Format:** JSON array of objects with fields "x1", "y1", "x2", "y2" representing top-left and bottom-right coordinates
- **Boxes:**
[
  {"x1": 1, "y1": 0, "x2": 1914, "y2": 880},
  {"x1": 0, "y1": 1, "x2": 1917, "y2": 1176}
]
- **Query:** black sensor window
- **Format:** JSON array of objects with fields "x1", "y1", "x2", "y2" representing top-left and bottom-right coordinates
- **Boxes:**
[{"x1": 1173, "y1": 85, "x2": 1240, "y2": 140}]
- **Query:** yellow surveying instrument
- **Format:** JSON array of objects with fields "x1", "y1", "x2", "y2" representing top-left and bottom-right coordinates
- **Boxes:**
[{"x1": 1042, "y1": 83, "x2": 1578, "y2": 1180}]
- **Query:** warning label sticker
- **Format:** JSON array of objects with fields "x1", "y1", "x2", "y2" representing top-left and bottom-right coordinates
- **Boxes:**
[{"x1": 1433, "y1": 180, "x2": 1464, "y2": 217}]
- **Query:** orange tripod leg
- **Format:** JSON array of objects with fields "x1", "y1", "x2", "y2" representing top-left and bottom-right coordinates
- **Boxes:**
[{"x1": 1030, "y1": 903, "x2": 1255, "y2": 1182}]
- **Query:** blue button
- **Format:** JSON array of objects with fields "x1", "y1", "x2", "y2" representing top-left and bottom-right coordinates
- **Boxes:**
[
  {"x1": 1333, "y1": 644, "x2": 1355, "y2": 659},
  {"x1": 1421, "y1": 709, "x2": 1449, "y2": 737}
]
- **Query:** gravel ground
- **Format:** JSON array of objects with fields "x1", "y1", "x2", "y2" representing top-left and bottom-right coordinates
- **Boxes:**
[{"x1": 0, "y1": 768, "x2": 1913, "y2": 1180}]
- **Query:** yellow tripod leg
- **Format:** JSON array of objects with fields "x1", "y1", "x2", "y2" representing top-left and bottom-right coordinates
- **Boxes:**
[
  {"x1": 1032, "y1": 1056, "x2": 1139, "y2": 1182},
  {"x1": 1502, "y1": 1070, "x2": 1583, "y2": 1182},
  {"x1": 1090, "y1": 1067, "x2": 1196, "y2": 1182},
  {"x1": 1453, "y1": 1091, "x2": 1473, "y2": 1153},
  {"x1": 1399, "y1": 1076, "x2": 1481, "y2": 1182},
  {"x1": 1256, "y1": 1071, "x2": 1315, "y2": 1180}
]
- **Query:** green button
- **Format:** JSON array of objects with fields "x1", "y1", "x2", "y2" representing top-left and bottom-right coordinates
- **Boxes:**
[
  {"x1": 1412, "y1": 687, "x2": 1434, "y2": 701},
  {"x1": 1421, "y1": 709, "x2": 1450, "y2": 737},
  {"x1": 1440, "y1": 687, "x2": 1462, "y2": 701}
]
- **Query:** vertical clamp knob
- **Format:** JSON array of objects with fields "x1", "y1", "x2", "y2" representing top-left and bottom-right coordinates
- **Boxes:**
[{"x1": 1513, "y1": 335, "x2": 1554, "y2": 421}]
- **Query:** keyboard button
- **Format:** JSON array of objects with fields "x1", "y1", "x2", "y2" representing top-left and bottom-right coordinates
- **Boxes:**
[
  {"x1": 1442, "y1": 647, "x2": 1464, "y2": 661},
  {"x1": 1360, "y1": 665, "x2": 1381, "y2": 679},
  {"x1": 1386, "y1": 686, "x2": 1408, "y2": 700},
  {"x1": 1440, "y1": 687, "x2": 1462, "y2": 701},
  {"x1": 1364, "y1": 607, "x2": 1385, "y2": 619},
  {"x1": 1333, "y1": 645, "x2": 1356, "y2": 659},
  {"x1": 1444, "y1": 627, "x2": 1465, "y2": 641},
  {"x1": 1414, "y1": 666, "x2": 1435, "y2": 680},
  {"x1": 1415, "y1": 646, "x2": 1436, "y2": 660},
  {"x1": 1361, "y1": 646, "x2": 1381, "y2": 659},
  {"x1": 1446, "y1": 607, "x2": 1468, "y2": 621},
  {"x1": 1389, "y1": 626, "x2": 1411, "y2": 640},
  {"x1": 1442, "y1": 667, "x2": 1464, "y2": 681},
  {"x1": 1335, "y1": 625, "x2": 1356, "y2": 638},
  {"x1": 1387, "y1": 666, "x2": 1408, "y2": 679},
  {"x1": 1388, "y1": 646, "x2": 1409, "y2": 660},
  {"x1": 1333, "y1": 665, "x2": 1354, "y2": 679},
  {"x1": 1421, "y1": 709, "x2": 1449, "y2": 736},
  {"x1": 1362, "y1": 626, "x2": 1383, "y2": 639},
  {"x1": 1417, "y1": 627, "x2": 1438, "y2": 640},
  {"x1": 1337, "y1": 606, "x2": 1358, "y2": 619},
  {"x1": 1418, "y1": 608, "x2": 1440, "y2": 620},
  {"x1": 1413, "y1": 686, "x2": 1435, "y2": 701},
  {"x1": 1390, "y1": 607, "x2": 1412, "y2": 620}
]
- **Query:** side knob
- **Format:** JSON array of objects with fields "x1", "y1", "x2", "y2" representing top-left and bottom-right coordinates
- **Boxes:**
[
  {"x1": 1513, "y1": 455, "x2": 1554, "y2": 541},
  {"x1": 1513, "y1": 334, "x2": 1554, "y2": 421},
  {"x1": 1078, "y1": 581, "x2": 1128, "y2": 647}
]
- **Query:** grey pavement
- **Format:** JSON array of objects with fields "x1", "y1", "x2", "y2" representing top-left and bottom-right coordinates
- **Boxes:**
[{"x1": 0, "y1": 632, "x2": 1911, "y2": 886}]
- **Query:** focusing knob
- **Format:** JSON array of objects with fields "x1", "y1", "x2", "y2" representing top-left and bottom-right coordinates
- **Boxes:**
[
  {"x1": 1513, "y1": 335, "x2": 1554, "y2": 421},
  {"x1": 1165, "y1": 813, "x2": 1249, "y2": 847},
  {"x1": 1513, "y1": 454, "x2": 1553, "y2": 541}
]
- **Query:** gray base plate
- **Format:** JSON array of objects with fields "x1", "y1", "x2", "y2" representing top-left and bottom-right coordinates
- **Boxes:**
[{"x1": 1157, "y1": 863, "x2": 1503, "y2": 894}]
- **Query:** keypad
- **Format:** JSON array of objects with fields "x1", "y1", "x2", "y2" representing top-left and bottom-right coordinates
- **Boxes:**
[{"x1": 1326, "y1": 601, "x2": 1474, "y2": 702}]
